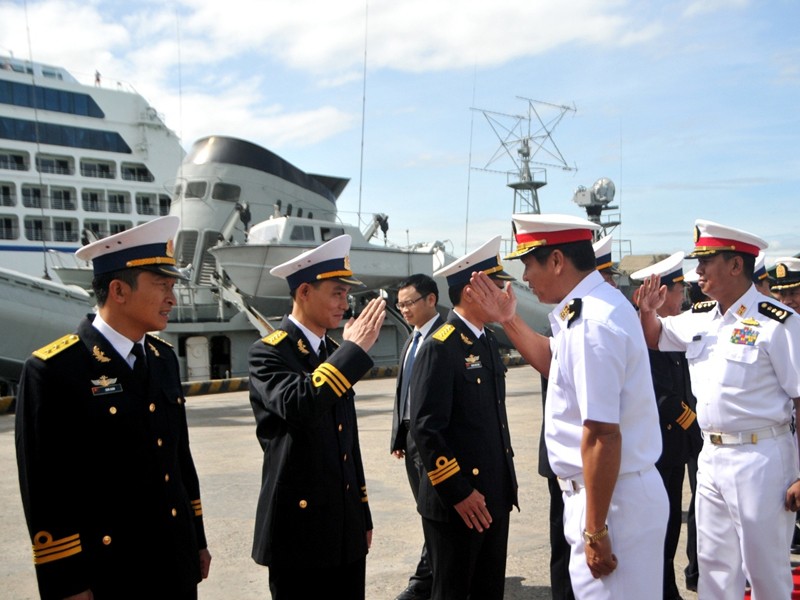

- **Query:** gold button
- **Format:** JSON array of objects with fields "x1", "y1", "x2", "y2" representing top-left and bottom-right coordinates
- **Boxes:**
[
  {"x1": 346, "y1": 484, "x2": 350, "y2": 490},
  {"x1": 171, "y1": 508, "x2": 177, "y2": 517},
  {"x1": 157, "y1": 438, "x2": 163, "y2": 447},
  {"x1": 472, "y1": 468, "x2": 479, "y2": 476},
  {"x1": 177, "y1": 397, "x2": 183, "y2": 405},
  {"x1": 102, "y1": 535, "x2": 112, "y2": 546},
  {"x1": 343, "y1": 453, "x2": 348, "y2": 461},
  {"x1": 477, "y1": 377, "x2": 481, "y2": 384},
  {"x1": 149, "y1": 403, "x2": 156, "y2": 412},
  {"x1": 164, "y1": 473, "x2": 170, "y2": 482},
  {"x1": 299, "y1": 500, "x2": 308, "y2": 509},
  {"x1": 338, "y1": 424, "x2": 343, "y2": 432},
  {"x1": 667, "y1": 424, "x2": 672, "y2": 430},
  {"x1": 109, "y1": 406, "x2": 117, "y2": 415}
]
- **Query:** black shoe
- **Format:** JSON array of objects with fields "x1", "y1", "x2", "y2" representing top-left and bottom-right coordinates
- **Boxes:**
[
  {"x1": 395, "y1": 586, "x2": 431, "y2": 600},
  {"x1": 685, "y1": 578, "x2": 697, "y2": 592}
]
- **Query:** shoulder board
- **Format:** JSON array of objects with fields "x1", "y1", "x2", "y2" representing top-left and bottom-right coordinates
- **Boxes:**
[
  {"x1": 432, "y1": 323, "x2": 455, "y2": 342},
  {"x1": 146, "y1": 333, "x2": 173, "y2": 348},
  {"x1": 758, "y1": 301, "x2": 791, "y2": 324},
  {"x1": 559, "y1": 298, "x2": 582, "y2": 328},
  {"x1": 692, "y1": 300, "x2": 717, "y2": 313},
  {"x1": 33, "y1": 334, "x2": 80, "y2": 360},
  {"x1": 328, "y1": 337, "x2": 340, "y2": 349},
  {"x1": 261, "y1": 330, "x2": 288, "y2": 346}
]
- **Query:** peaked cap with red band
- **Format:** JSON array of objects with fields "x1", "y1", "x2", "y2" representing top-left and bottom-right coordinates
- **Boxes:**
[
  {"x1": 686, "y1": 219, "x2": 766, "y2": 259},
  {"x1": 75, "y1": 215, "x2": 187, "y2": 279},
  {"x1": 505, "y1": 213, "x2": 601, "y2": 260}
]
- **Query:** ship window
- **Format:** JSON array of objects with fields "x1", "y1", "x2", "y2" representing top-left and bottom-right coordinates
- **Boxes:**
[
  {"x1": 24, "y1": 217, "x2": 49, "y2": 241},
  {"x1": 36, "y1": 154, "x2": 73, "y2": 175},
  {"x1": 159, "y1": 194, "x2": 170, "y2": 216},
  {"x1": 0, "y1": 183, "x2": 14, "y2": 206},
  {"x1": 0, "y1": 215, "x2": 17, "y2": 239},
  {"x1": 82, "y1": 190, "x2": 105, "y2": 212},
  {"x1": 121, "y1": 163, "x2": 154, "y2": 182},
  {"x1": 184, "y1": 181, "x2": 207, "y2": 199},
  {"x1": 51, "y1": 187, "x2": 76, "y2": 211},
  {"x1": 109, "y1": 221, "x2": 131, "y2": 235},
  {"x1": 84, "y1": 220, "x2": 106, "y2": 238},
  {"x1": 108, "y1": 192, "x2": 129, "y2": 214},
  {"x1": 321, "y1": 227, "x2": 345, "y2": 242},
  {"x1": 0, "y1": 81, "x2": 103, "y2": 117},
  {"x1": 136, "y1": 193, "x2": 155, "y2": 215},
  {"x1": 289, "y1": 225, "x2": 315, "y2": 241},
  {"x1": 80, "y1": 159, "x2": 114, "y2": 179},
  {"x1": 0, "y1": 117, "x2": 129, "y2": 152},
  {"x1": 22, "y1": 185, "x2": 47, "y2": 208},
  {"x1": 212, "y1": 182, "x2": 241, "y2": 202},
  {"x1": 0, "y1": 149, "x2": 27, "y2": 171},
  {"x1": 52, "y1": 218, "x2": 79, "y2": 242}
]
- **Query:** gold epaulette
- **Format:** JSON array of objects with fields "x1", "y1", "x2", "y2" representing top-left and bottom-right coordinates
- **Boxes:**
[
  {"x1": 147, "y1": 333, "x2": 173, "y2": 348},
  {"x1": 262, "y1": 330, "x2": 288, "y2": 346},
  {"x1": 432, "y1": 323, "x2": 455, "y2": 342},
  {"x1": 32, "y1": 334, "x2": 79, "y2": 361},
  {"x1": 692, "y1": 300, "x2": 717, "y2": 313},
  {"x1": 759, "y1": 301, "x2": 791, "y2": 324}
]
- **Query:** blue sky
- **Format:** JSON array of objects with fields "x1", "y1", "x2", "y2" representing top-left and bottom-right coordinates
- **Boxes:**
[{"x1": 2, "y1": 0, "x2": 799, "y2": 264}]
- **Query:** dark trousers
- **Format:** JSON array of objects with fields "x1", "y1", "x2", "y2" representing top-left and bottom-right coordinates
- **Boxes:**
[
  {"x1": 403, "y1": 423, "x2": 433, "y2": 592},
  {"x1": 422, "y1": 512, "x2": 510, "y2": 600},
  {"x1": 658, "y1": 462, "x2": 686, "y2": 600},
  {"x1": 684, "y1": 455, "x2": 699, "y2": 588},
  {"x1": 547, "y1": 476, "x2": 575, "y2": 600},
  {"x1": 268, "y1": 558, "x2": 366, "y2": 600}
]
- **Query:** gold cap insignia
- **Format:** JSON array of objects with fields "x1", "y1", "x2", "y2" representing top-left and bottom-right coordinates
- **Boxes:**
[
  {"x1": 344, "y1": 255, "x2": 351, "y2": 270},
  {"x1": 777, "y1": 263, "x2": 787, "y2": 279},
  {"x1": 166, "y1": 238, "x2": 175, "y2": 258}
]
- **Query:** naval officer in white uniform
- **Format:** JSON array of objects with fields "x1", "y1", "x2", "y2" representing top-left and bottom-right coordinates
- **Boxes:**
[
  {"x1": 638, "y1": 219, "x2": 800, "y2": 600},
  {"x1": 467, "y1": 214, "x2": 668, "y2": 599}
]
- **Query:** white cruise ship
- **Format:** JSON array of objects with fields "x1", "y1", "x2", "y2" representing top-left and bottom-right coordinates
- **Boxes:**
[{"x1": 0, "y1": 55, "x2": 184, "y2": 279}]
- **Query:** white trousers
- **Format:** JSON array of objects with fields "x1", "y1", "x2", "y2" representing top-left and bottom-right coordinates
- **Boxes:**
[
  {"x1": 563, "y1": 466, "x2": 668, "y2": 600},
  {"x1": 696, "y1": 432, "x2": 797, "y2": 600}
]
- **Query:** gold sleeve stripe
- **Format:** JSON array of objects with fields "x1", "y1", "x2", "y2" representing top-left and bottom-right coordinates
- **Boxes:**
[
  {"x1": 677, "y1": 405, "x2": 697, "y2": 430},
  {"x1": 32, "y1": 531, "x2": 81, "y2": 565},
  {"x1": 312, "y1": 363, "x2": 352, "y2": 397},
  {"x1": 428, "y1": 456, "x2": 461, "y2": 486},
  {"x1": 191, "y1": 499, "x2": 203, "y2": 517}
]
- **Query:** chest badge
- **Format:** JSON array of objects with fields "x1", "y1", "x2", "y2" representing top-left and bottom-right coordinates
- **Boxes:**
[
  {"x1": 465, "y1": 354, "x2": 482, "y2": 370},
  {"x1": 731, "y1": 327, "x2": 759, "y2": 346},
  {"x1": 91, "y1": 376, "x2": 122, "y2": 396},
  {"x1": 740, "y1": 317, "x2": 760, "y2": 327}
]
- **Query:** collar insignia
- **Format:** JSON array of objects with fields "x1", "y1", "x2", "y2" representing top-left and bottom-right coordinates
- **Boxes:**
[
  {"x1": 147, "y1": 342, "x2": 159, "y2": 357},
  {"x1": 93, "y1": 346, "x2": 111, "y2": 363},
  {"x1": 735, "y1": 304, "x2": 747, "y2": 317},
  {"x1": 297, "y1": 339, "x2": 310, "y2": 355},
  {"x1": 460, "y1": 333, "x2": 473, "y2": 345}
]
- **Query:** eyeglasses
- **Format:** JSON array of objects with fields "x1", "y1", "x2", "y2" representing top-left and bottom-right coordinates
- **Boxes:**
[{"x1": 396, "y1": 296, "x2": 424, "y2": 310}]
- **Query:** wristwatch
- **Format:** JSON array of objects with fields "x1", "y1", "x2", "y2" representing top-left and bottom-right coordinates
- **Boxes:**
[{"x1": 583, "y1": 524, "x2": 609, "y2": 545}]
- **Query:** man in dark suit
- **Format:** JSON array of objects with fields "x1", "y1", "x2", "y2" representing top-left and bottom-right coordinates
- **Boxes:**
[
  {"x1": 409, "y1": 236, "x2": 519, "y2": 600},
  {"x1": 15, "y1": 216, "x2": 212, "y2": 600},
  {"x1": 390, "y1": 273, "x2": 443, "y2": 600},
  {"x1": 248, "y1": 234, "x2": 386, "y2": 600},
  {"x1": 632, "y1": 252, "x2": 703, "y2": 600}
]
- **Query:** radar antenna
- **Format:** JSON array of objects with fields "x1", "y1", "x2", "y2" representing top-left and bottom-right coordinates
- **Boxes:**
[{"x1": 471, "y1": 97, "x2": 577, "y2": 215}]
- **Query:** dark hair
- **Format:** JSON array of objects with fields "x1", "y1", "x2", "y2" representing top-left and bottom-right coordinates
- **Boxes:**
[
  {"x1": 92, "y1": 268, "x2": 143, "y2": 307},
  {"x1": 398, "y1": 273, "x2": 439, "y2": 304},
  {"x1": 448, "y1": 283, "x2": 465, "y2": 306},
  {"x1": 289, "y1": 280, "x2": 322, "y2": 299},
  {"x1": 530, "y1": 240, "x2": 595, "y2": 272},
  {"x1": 720, "y1": 251, "x2": 755, "y2": 280}
]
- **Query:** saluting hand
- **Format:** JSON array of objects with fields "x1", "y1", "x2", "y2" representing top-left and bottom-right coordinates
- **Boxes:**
[
  {"x1": 466, "y1": 272, "x2": 517, "y2": 324},
  {"x1": 343, "y1": 297, "x2": 386, "y2": 352},
  {"x1": 585, "y1": 535, "x2": 618, "y2": 579},
  {"x1": 634, "y1": 274, "x2": 667, "y2": 313}
]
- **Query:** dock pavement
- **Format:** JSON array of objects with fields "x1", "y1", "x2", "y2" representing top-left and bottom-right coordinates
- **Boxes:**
[{"x1": 0, "y1": 366, "x2": 696, "y2": 599}]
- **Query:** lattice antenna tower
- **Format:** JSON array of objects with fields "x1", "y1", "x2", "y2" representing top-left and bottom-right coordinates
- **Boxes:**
[{"x1": 471, "y1": 97, "x2": 577, "y2": 215}]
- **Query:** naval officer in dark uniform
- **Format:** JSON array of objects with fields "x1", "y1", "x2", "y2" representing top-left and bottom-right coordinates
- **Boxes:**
[
  {"x1": 15, "y1": 216, "x2": 211, "y2": 600},
  {"x1": 248, "y1": 234, "x2": 386, "y2": 600},
  {"x1": 390, "y1": 273, "x2": 444, "y2": 600},
  {"x1": 632, "y1": 252, "x2": 703, "y2": 600},
  {"x1": 409, "y1": 235, "x2": 519, "y2": 600}
]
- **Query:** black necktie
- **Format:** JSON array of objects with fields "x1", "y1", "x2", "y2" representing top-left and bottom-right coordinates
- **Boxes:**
[
  {"x1": 131, "y1": 343, "x2": 147, "y2": 378},
  {"x1": 318, "y1": 340, "x2": 328, "y2": 361},
  {"x1": 400, "y1": 331, "x2": 422, "y2": 420}
]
